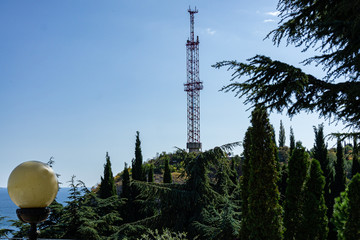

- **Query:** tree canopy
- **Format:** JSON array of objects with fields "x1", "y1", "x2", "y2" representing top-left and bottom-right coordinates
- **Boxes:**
[{"x1": 213, "y1": 0, "x2": 360, "y2": 129}]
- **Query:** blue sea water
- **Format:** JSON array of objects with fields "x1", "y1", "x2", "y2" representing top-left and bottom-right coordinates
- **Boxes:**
[{"x1": 0, "y1": 188, "x2": 71, "y2": 230}]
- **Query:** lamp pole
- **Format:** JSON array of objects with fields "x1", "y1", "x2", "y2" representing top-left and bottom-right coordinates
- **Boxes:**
[{"x1": 8, "y1": 161, "x2": 58, "y2": 240}]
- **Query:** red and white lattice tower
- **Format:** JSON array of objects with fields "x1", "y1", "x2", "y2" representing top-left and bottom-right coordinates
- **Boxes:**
[{"x1": 184, "y1": 7, "x2": 203, "y2": 152}]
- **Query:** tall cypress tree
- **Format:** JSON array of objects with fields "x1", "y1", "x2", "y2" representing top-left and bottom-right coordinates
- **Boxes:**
[
  {"x1": 99, "y1": 152, "x2": 117, "y2": 199},
  {"x1": 283, "y1": 142, "x2": 309, "y2": 240},
  {"x1": 332, "y1": 139, "x2": 346, "y2": 199},
  {"x1": 247, "y1": 106, "x2": 282, "y2": 240},
  {"x1": 313, "y1": 124, "x2": 333, "y2": 226},
  {"x1": 239, "y1": 127, "x2": 252, "y2": 240},
  {"x1": 279, "y1": 120, "x2": 286, "y2": 147},
  {"x1": 298, "y1": 159, "x2": 328, "y2": 240},
  {"x1": 289, "y1": 127, "x2": 295, "y2": 156},
  {"x1": 163, "y1": 158, "x2": 172, "y2": 183},
  {"x1": 344, "y1": 173, "x2": 360, "y2": 240},
  {"x1": 351, "y1": 136, "x2": 360, "y2": 177},
  {"x1": 132, "y1": 131, "x2": 145, "y2": 181}
]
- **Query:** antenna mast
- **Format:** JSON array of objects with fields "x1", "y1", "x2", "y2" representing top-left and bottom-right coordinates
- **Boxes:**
[{"x1": 184, "y1": 7, "x2": 203, "y2": 152}]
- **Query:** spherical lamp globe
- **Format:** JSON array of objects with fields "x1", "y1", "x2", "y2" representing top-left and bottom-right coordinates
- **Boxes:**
[{"x1": 7, "y1": 161, "x2": 58, "y2": 208}]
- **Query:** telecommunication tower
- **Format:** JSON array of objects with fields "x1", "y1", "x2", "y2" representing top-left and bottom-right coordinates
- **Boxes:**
[{"x1": 184, "y1": 7, "x2": 203, "y2": 152}]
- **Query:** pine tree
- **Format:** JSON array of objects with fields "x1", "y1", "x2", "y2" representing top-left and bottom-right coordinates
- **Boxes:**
[
  {"x1": 351, "y1": 136, "x2": 360, "y2": 177},
  {"x1": 279, "y1": 120, "x2": 286, "y2": 147},
  {"x1": 298, "y1": 159, "x2": 328, "y2": 240},
  {"x1": 247, "y1": 106, "x2": 282, "y2": 240},
  {"x1": 239, "y1": 127, "x2": 251, "y2": 240},
  {"x1": 148, "y1": 164, "x2": 154, "y2": 183},
  {"x1": 132, "y1": 131, "x2": 145, "y2": 181},
  {"x1": 283, "y1": 142, "x2": 309, "y2": 240},
  {"x1": 99, "y1": 152, "x2": 117, "y2": 199},
  {"x1": 289, "y1": 127, "x2": 295, "y2": 156},
  {"x1": 163, "y1": 158, "x2": 172, "y2": 184},
  {"x1": 332, "y1": 139, "x2": 346, "y2": 200},
  {"x1": 344, "y1": 173, "x2": 360, "y2": 240}
]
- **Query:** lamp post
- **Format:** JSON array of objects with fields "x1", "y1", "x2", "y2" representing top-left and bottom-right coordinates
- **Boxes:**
[{"x1": 7, "y1": 161, "x2": 58, "y2": 240}]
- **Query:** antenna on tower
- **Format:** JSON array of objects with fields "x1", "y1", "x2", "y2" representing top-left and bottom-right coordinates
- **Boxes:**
[{"x1": 184, "y1": 7, "x2": 203, "y2": 152}]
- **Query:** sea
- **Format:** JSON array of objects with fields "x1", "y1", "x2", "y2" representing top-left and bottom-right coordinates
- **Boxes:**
[{"x1": 0, "y1": 188, "x2": 71, "y2": 231}]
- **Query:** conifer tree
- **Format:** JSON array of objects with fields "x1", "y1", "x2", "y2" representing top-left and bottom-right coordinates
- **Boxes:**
[
  {"x1": 247, "y1": 106, "x2": 282, "y2": 240},
  {"x1": 239, "y1": 127, "x2": 251, "y2": 240},
  {"x1": 132, "y1": 131, "x2": 145, "y2": 181},
  {"x1": 313, "y1": 125, "x2": 333, "y2": 224},
  {"x1": 148, "y1": 164, "x2": 154, "y2": 183},
  {"x1": 121, "y1": 163, "x2": 131, "y2": 199},
  {"x1": 351, "y1": 136, "x2": 360, "y2": 177},
  {"x1": 298, "y1": 159, "x2": 328, "y2": 240},
  {"x1": 289, "y1": 127, "x2": 295, "y2": 156},
  {"x1": 279, "y1": 120, "x2": 286, "y2": 147},
  {"x1": 283, "y1": 142, "x2": 309, "y2": 240},
  {"x1": 99, "y1": 152, "x2": 117, "y2": 199},
  {"x1": 332, "y1": 139, "x2": 346, "y2": 200},
  {"x1": 344, "y1": 173, "x2": 360, "y2": 240},
  {"x1": 163, "y1": 158, "x2": 172, "y2": 184}
]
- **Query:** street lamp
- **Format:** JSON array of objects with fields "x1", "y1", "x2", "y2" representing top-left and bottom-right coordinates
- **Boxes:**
[{"x1": 7, "y1": 161, "x2": 58, "y2": 240}]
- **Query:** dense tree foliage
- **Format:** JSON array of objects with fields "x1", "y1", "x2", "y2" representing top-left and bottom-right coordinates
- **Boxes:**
[
  {"x1": 344, "y1": 173, "x2": 360, "y2": 240},
  {"x1": 298, "y1": 159, "x2": 328, "y2": 240},
  {"x1": 99, "y1": 152, "x2": 117, "y2": 199},
  {"x1": 163, "y1": 158, "x2": 172, "y2": 184},
  {"x1": 289, "y1": 127, "x2": 295, "y2": 156},
  {"x1": 132, "y1": 131, "x2": 145, "y2": 181},
  {"x1": 351, "y1": 136, "x2": 360, "y2": 177},
  {"x1": 283, "y1": 142, "x2": 309, "y2": 240},
  {"x1": 332, "y1": 139, "x2": 346, "y2": 200},
  {"x1": 247, "y1": 106, "x2": 282, "y2": 240}
]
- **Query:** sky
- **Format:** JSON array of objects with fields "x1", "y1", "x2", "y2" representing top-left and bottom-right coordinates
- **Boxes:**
[{"x1": 0, "y1": 0, "x2": 347, "y2": 188}]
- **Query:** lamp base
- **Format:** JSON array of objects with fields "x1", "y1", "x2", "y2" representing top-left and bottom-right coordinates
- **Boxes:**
[{"x1": 16, "y1": 208, "x2": 50, "y2": 240}]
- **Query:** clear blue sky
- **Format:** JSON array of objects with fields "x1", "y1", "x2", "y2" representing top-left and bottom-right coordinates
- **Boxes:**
[{"x1": 0, "y1": 0, "x2": 346, "y2": 188}]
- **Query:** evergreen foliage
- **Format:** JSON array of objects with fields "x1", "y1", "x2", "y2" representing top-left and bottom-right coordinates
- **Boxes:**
[
  {"x1": 279, "y1": 120, "x2": 286, "y2": 147},
  {"x1": 213, "y1": 0, "x2": 360, "y2": 129},
  {"x1": 163, "y1": 157, "x2": 172, "y2": 184},
  {"x1": 332, "y1": 139, "x2": 346, "y2": 200},
  {"x1": 332, "y1": 191, "x2": 349, "y2": 240},
  {"x1": 283, "y1": 142, "x2": 309, "y2": 240},
  {"x1": 99, "y1": 152, "x2": 117, "y2": 199},
  {"x1": 351, "y1": 136, "x2": 360, "y2": 177},
  {"x1": 121, "y1": 163, "x2": 131, "y2": 199},
  {"x1": 298, "y1": 159, "x2": 328, "y2": 240},
  {"x1": 133, "y1": 131, "x2": 145, "y2": 181},
  {"x1": 239, "y1": 127, "x2": 251, "y2": 240},
  {"x1": 247, "y1": 106, "x2": 282, "y2": 240},
  {"x1": 313, "y1": 124, "x2": 334, "y2": 225},
  {"x1": 289, "y1": 127, "x2": 295, "y2": 156},
  {"x1": 344, "y1": 173, "x2": 360, "y2": 240}
]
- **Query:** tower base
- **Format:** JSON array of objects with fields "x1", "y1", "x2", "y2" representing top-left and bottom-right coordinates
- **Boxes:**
[{"x1": 187, "y1": 142, "x2": 202, "y2": 153}]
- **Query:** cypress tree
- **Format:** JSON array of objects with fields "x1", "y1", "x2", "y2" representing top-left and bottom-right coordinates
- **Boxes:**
[
  {"x1": 279, "y1": 120, "x2": 286, "y2": 147},
  {"x1": 239, "y1": 127, "x2": 251, "y2": 240},
  {"x1": 148, "y1": 164, "x2": 154, "y2": 183},
  {"x1": 298, "y1": 159, "x2": 328, "y2": 240},
  {"x1": 99, "y1": 152, "x2": 117, "y2": 199},
  {"x1": 289, "y1": 127, "x2": 295, "y2": 156},
  {"x1": 121, "y1": 163, "x2": 131, "y2": 199},
  {"x1": 163, "y1": 158, "x2": 172, "y2": 183},
  {"x1": 332, "y1": 139, "x2": 346, "y2": 199},
  {"x1": 283, "y1": 142, "x2": 309, "y2": 240},
  {"x1": 351, "y1": 136, "x2": 360, "y2": 177},
  {"x1": 132, "y1": 131, "x2": 145, "y2": 181},
  {"x1": 313, "y1": 124, "x2": 334, "y2": 227},
  {"x1": 247, "y1": 106, "x2": 282, "y2": 240},
  {"x1": 344, "y1": 173, "x2": 360, "y2": 240}
]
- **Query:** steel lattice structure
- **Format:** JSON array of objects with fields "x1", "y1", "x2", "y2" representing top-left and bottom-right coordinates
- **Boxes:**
[{"x1": 184, "y1": 7, "x2": 203, "y2": 152}]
